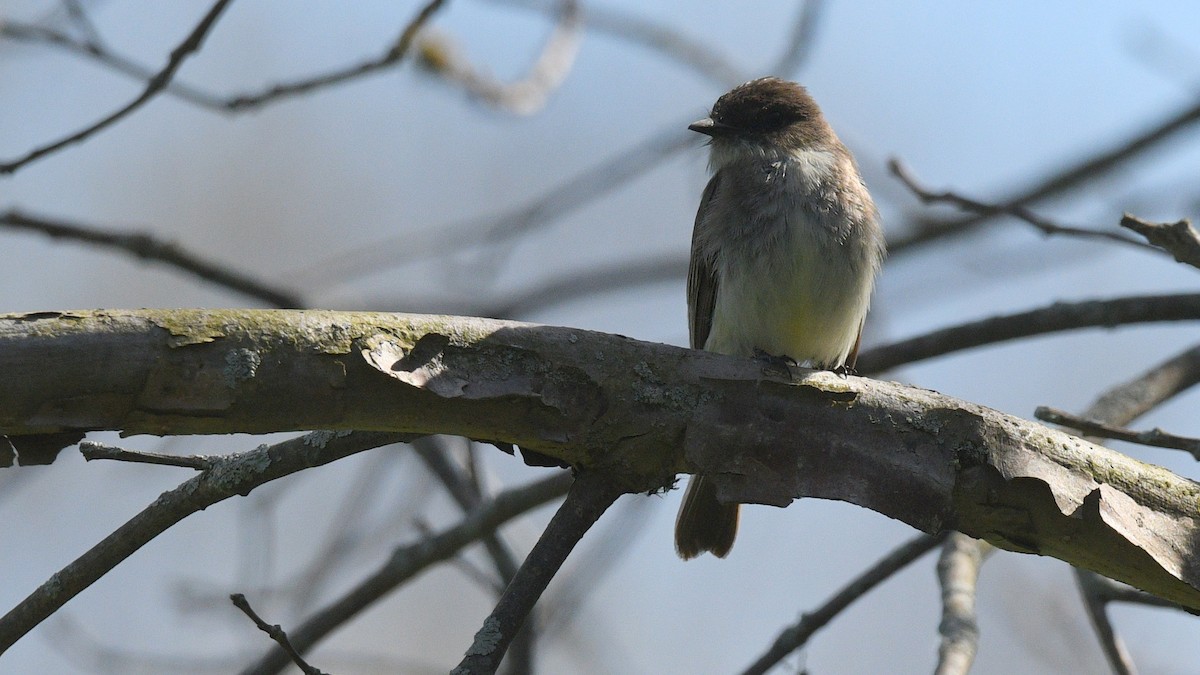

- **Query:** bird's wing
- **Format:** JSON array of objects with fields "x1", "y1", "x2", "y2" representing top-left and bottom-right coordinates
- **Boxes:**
[{"x1": 688, "y1": 173, "x2": 722, "y2": 351}]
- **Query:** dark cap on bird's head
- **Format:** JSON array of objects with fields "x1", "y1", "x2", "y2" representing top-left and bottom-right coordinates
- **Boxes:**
[{"x1": 689, "y1": 77, "x2": 830, "y2": 145}]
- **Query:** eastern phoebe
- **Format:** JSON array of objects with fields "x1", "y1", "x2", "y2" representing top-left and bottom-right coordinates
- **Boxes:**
[{"x1": 675, "y1": 77, "x2": 886, "y2": 559}]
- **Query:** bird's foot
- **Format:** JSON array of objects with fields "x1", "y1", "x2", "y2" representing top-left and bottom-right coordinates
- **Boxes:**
[
  {"x1": 830, "y1": 364, "x2": 856, "y2": 378},
  {"x1": 753, "y1": 349, "x2": 796, "y2": 378}
]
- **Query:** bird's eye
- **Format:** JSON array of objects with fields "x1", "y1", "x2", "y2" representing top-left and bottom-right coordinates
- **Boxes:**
[{"x1": 754, "y1": 103, "x2": 802, "y2": 132}]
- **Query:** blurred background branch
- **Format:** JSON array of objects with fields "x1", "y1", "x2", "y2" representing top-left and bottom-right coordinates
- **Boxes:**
[{"x1": 2, "y1": 1, "x2": 1199, "y2": 673}]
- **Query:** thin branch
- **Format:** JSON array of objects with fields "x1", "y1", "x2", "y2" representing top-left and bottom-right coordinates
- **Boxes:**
[
  {"x1": 535, "y1": 495, "x2": 655, "y2": 638},
  {"x1": 1120, "y1": 213, "x2": 1200, "y2": 269},
  {"x1": 79, "y1": 440, "x2": 216, "y2": 470},
  {"x1": 231, "y1": 593, "x2": 327, "y2": 675},
  {"x1": 0, "y1": 431, "x2": 413, "y2": 655},
  {"x1": 61, "y1": 0, "x2": 105, "y2": 48},
  {"x1": 935, "y1": 533, "x2": 993, "y2": 675},
  {"x1": 223, "y1": 0, "x2": 448, "y2": 110},
  {"x1": 1034, "y1": 407, "x2": 1200, "y2": 460},
  {"x1": 1079, "y1": 574, "x2": 1184, "y2": 611},
  {"x1": 241, "y1": 471, "x2": 573, "y2": 675},
  {"x1": 0, "y1": 0, "x2": 235, "y2": 174},
  {"x1": 413, "y1": 438, "x2": 536, "y2": 674},
  {"x1": 280, "y1": 451, "x2": 415, "y2": 614},
  {"x1": 303, "y1": 0, "x2": 823, "y2": 286},
  {"x1": 1074, "y1": 570, "x2": 1139, "y2": 675},
  {"x1": 0, "y1": 209, "x2": 305, "y2": 308},
  {"x1": 890, "y1": 96, "x2": 1200, "y2": 255},
  {"x1": 453, "y1": 472, "x2": 622, "y2": 674},
  {"x1": 740, "y1": 532, "x2": 947, "y2": 675},
  {"x1": 0, "y1": 0, "x2": 447, "y2": 114},
  {"x1": 419, "y1": 0, "x2": 580, "y2": 115},
  {"x1": 481, "y1": 0, "x2": 744, "y2": 86},
  {"x1": 1079, "y1": 343, "x2": 1200, "y2": 425},
  {"x1": 301, "y1": 126, "x2": 696, "y2": 286},
  {"x1": 367, "y1": 253, "x2": 688, "y2": 318},
  {"x1": 767, "y1": 0, "x2": 827, "y2": 77},
  {"x1": 855, "y1": 293, "x2": 1200, "y2": 375},
  {"x1": 0, "y1": 19, "x2": 230, "y2": 110},
  {"x1": 889, "y1": 158, "x2": 1159, "y2": 254}
]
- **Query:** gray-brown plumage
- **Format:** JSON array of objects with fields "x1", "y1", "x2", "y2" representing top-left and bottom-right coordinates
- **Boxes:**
[{"x1": 676, "y1": 77, "x2": 885, "y2": 560}]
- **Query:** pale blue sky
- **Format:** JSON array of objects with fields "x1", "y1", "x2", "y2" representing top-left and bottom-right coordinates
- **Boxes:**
[{"x1": 3, "y1": 1, "x2": 1200, "y2": 673}]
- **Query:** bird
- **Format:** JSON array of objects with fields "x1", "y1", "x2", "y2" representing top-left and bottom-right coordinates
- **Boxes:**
[{"x1": 675, "y1": 77, "x2": 886, "y2": 559}]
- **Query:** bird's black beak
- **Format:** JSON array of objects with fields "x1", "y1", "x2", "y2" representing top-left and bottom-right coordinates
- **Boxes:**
[{"x1": 688, "y1": 117, "x2": 736, "y2": 137}]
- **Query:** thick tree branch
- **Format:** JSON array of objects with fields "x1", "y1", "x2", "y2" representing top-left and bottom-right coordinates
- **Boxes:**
[
  {"x1": 1050, "y1": 341, "x2": 1200, "y2": 674},
  {"x1": 2, "y1": 309, "x2": 1200, "y2": 615}
]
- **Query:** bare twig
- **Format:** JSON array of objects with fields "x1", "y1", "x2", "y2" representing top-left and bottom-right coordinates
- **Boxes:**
[
  {"x1": 0, "y1": 19, "x2": 230, "y2": 109},
  {"x1": 889, "y1": 159, "x2": 1159, "y2": 253},
  {"x1": 0, "y1": 209, "x2": 305, "y2": 308},
  {"x1": 1120, "y1": 214, "x2": 1200, "y2": 269},
  {"x1": 79, "y1": 441, "x2": 216, "y2": 470},
  {"x1": 453, "y1": 472, "x2": 623, "y2": 675},
  {"x1": 1075, "y1": 571, "x2": 1139, "y2": 675},
  {"x1": 1034, "y1": 407, "x2": 1200, "y2": 460},
  {"x1": 890, "y1": 97, "x2": 1200, "y2": 255},
  {"x1": 413, "y1": 438, "x2": 537, "y2": 674},
  {"x1": 223, "y1": 0, "x2": 448, "y2": 110},
  {"x1": 241, "y1": 471, "x2": 573, "y2": 675},
  {"x1": 282, "y1": 451, "x2": 412, "y2": 614},
  {"x1": 536, "y1": 495, "x2": 655, "y2": 639},
  {"x1": 1, "y1": 0, "x2": 447, "y2": 114},
  {"x1": 481, "y1": 0, "x2": 744, "y2": 86},
  {"x1": 935, "y1": 534, "x2": 993, "y2": 675},
  {"x1": 0, "y1": 431, "x2": 413, "y2": 655},
  {"x1": 768, "y1": 0, "x2": 827, "y2": 77},
  {"x1": 0, "y1": 0, "x2": 235, "y2": 174},
  {"x1": 366, "y1": 253, "x2": 689, "y2": 318},
  {"x1": 302, "y1": 126, "x2": 696, "y2": 285},
  {"x1": 855, "y1": 293, "x2": 1200, "y2": 375},
  {"x1": 61, "y1": 0, "x2": 105, "y2": 47},
  {"x1": 1079, "y1": 343, "x2": 1200, "y2": 424},
  {"x1": 1078, "y1": 574, "x2": 1183, "y2": 611},
  {"x1": 741, "y1": 532, "x2": 947, "y2": 675},
  {"x1": 231, "y1": 593, "x2": 327, "y2": 675},
  {"x1": 304, "y1": 0, "x2": 825, "y2": 286},
  {"x1": 1124, "y1": 21, "x2": 1200, "y2": 93},
  {"x1": 419, "y1": 0, "x2": 580, "y2": 115}
]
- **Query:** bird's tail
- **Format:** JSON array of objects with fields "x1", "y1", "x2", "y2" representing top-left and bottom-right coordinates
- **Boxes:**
[{"x1": 674, "y1": 475, "x2": 740, "y2": 559}]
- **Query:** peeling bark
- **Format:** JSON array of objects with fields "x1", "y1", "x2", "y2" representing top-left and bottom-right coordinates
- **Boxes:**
[{"x1": 2, "y1": 309, "x2": 1198, "y2": 610}]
